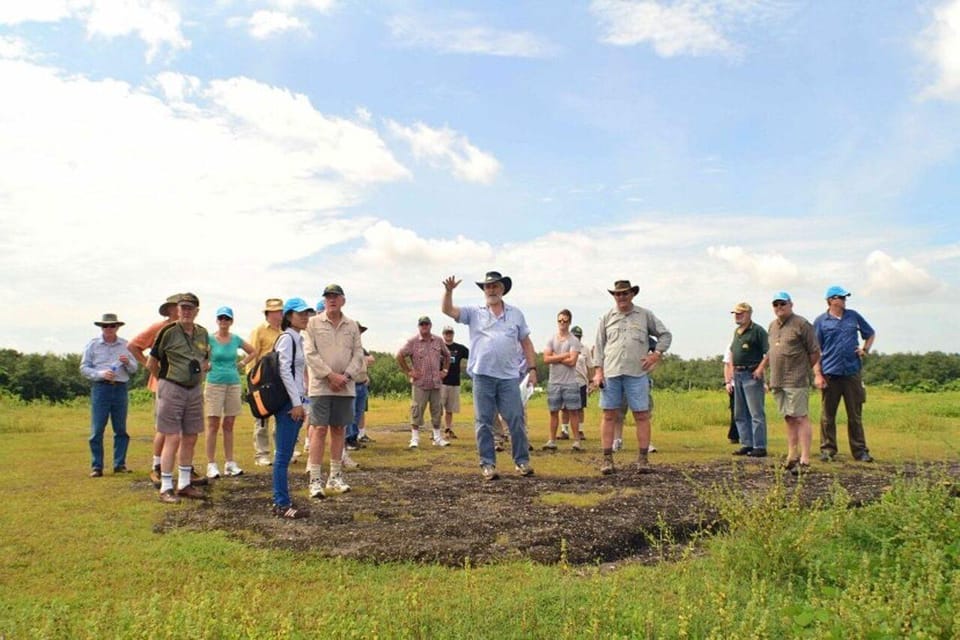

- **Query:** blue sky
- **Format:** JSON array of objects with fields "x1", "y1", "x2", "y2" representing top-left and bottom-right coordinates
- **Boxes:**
[{"x1": 1, "y1": 0, "x2": 958, "y2": 358}]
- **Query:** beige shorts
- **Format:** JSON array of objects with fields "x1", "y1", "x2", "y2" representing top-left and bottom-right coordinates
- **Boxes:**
[
  {"x1": 440, "y1": 385, "x2": 461, "y2": 413},
  {"x1": 772, "y1": 387, "x2": 809, "y2": 418},
  {"x1": 155, "y1": 379, "x2": 205, "y2": 435},
  {"x1": 204, "y1": 383, "x2": 243, "y2": 418},
  {"x1": 411, "y1": 386, "x2": 442, "y2": 427}
]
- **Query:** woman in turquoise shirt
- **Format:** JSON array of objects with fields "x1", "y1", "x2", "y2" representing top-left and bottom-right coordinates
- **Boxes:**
[{"x1": 204, "y1": 306, "x2": 256, "y2": 479}]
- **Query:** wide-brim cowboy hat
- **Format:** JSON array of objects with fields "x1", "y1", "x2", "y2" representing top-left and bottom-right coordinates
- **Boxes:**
[
  {"x1": 158, "y1": 294, "x2": 181, "y2": 316},
  {"x1": 608, "y1": 280, "x2": 639, "y2": 296},
  {"x1": 94, "y1": 313, "x2": 125, "y2": 327},
  {"x1": 475, "y1": 271, "x2": 512, "y2": 296}
]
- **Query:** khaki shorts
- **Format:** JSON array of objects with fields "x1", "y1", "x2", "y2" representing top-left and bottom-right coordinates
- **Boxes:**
[
  {"x1": 309, "y1": 395, "x2": 354, "y2": 427},
  {"x1": 772, "y1": 387, "x2": 809, "y2": 418},
  {"x1": 440, "y1": 385, "x2": 461, "y2": 413},
  {"x1": 156, "y1": 379, "x2": 205, "y2": 435},
  {"x1": 203, "y1": 383, "x2": 243, "y2": 418},
  {"x1": 411, "y1": 386, "x2": 442, "y2": 427}
]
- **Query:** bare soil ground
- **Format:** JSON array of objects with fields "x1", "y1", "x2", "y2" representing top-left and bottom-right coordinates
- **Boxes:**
[{"x1": 152, "y1": 447, "x2": 959, "y2": 567}]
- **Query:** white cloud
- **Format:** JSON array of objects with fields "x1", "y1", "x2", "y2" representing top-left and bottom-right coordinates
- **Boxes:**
[
  {"x1": 863, "y1": 251, "x2": 943, "y2": 297},
  {"x1": 0, "y1": 0, "x2": 189, "y2": 62},
  {"x1": 267, "y1": 0, "x2": 335, "y2": 11},
  {"x1": 707, "y1": 245, "x2": 801, "y2": 287},
  {"x1": 387, "y1": 120, "x2": 501, "y2": 183},
  {"x1": 247, "y1": 9, "x2": 308, "y2": 39},
  {"x1": 0, "y1": 35, "x2": 33, "y2": 60},
  {"x1": 388, "y1": 14, "x2": 556, "y2": 58},
  {"x1": 918, "y1": 0, "x2": 960, "y2": 101}
]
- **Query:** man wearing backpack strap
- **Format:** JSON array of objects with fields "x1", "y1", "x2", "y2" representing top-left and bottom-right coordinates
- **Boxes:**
[{"x1": 247, "y1": 298, "x2": 284, "y2": 466}]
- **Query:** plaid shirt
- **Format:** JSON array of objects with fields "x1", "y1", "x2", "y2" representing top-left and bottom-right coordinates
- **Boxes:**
[{"x1": 399, "y1": 334, "x2": 450, "y2": 390}]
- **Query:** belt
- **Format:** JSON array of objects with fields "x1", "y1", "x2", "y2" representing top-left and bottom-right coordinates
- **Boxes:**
[
  {"x1": 95, "y1": 380, "x2": 127, "y2": 386},
  {"x1": 161, "y1": 379, "x2": 198, "y2": 389},
  {"x1": 734, "y1": 365, "x2": 759, "y2": 371}
]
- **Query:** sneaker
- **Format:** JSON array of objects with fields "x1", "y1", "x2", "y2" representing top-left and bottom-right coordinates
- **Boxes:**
[
  {"x1": 342, "y1": 451, "x2": 360, "y2": 470},
  {"x1": 309, "y1": 477, "x2": 326, "y2": 499},
  {"x1": 632, "y1": 452, "x2": 652, "y2": 474},
  {"x1": 557, "y1": 431, "x2": 570, "y2": 440},
  {"x1": 113, "y1": 465, "x2": 132, "y2": 474},
  {"x1": 325, "y1": 473, "x2": 351, "y2": 495},
  {"x1": 359, "y1": 434, "x2": 376, "y2": 443},
  {"x1": 648, "y1": 444, "x2": 658, "y2": 453},
  {"x1": 206, "y1": 462, "x2": 221, "y2": 479},
  {"x1": 515, "y1": 462, "x2": 535, "y2": 477},
  {"x1": 494, "y1": 440, "x2": 505, "y2": 452},
  {"x1": 224, "y1": 461, "x2": 244, "y2": 477},
  {"x1": 571, "y1": 440, "x2": 584, "y2": 452},
  {"x1": 150, "y1": 465, "x2": 161, "y2": 488},
  {"x1": 254, "y1": 454, "x2": 272, "y2": 467},
  {"x1": 273, "y1": 503, "x2": 309, "y2": 519},
  {"x1": 158, "y1": 489, "x2": 180, "y2": 504},
  {"x1": 175, "y1": 484, "x2": 205, "y2": 500},
  {"x1": 432, "y1": 437, "x2": 451, "y2": 447},
  {"x1": 408, "y1": 438, "x2": 419, "y2": 449},
  {"x1": 189, "y1": 467, "x2": 209, "y2": 486},
  {"x1": 541, "y1": 440, "x2": 557, "y2": 451},
  {"x1": 732, "y1": 446, "x2": 753, "y2": 456},
  {"x1": 443, "y1": 429, "x2": 457, "y2": 440},
  {"x1": 746, "y1": 448, "x2": 767, "y2": 458},
  {"x1": 89, "y1": 468, "x2": 103, "y2": 478},
  {"x1": 481, "y1": 465, "x2": 499, "y2": 481},
  {"x1": 600, "y1": 456, "x2": 615, "y2": 475},
  {"x1": 856, "y1": 453, "x2": 874, "y2": 463},
  {"x1": 612, "y1": 438, "x2": 623, "y2": 452},
  {"x1": 345, "y1": 441, "x2": 360, "y2": 451}
]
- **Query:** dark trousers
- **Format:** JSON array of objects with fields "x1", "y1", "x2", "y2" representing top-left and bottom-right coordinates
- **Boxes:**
[
  {"x1": 819, "y1": 373, "x2": 869, "y2": 457},
  {"x1": 727, "y1": 392, "x2": 738, "y2": 442}
]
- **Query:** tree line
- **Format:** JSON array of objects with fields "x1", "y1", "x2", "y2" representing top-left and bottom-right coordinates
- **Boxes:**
[{"x1": 2, "y1": 347, "x2": 957, "y2": 403}]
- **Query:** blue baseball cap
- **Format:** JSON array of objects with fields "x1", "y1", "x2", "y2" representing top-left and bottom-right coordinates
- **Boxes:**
[
  {"x1": 215, "y1": 306, "x2": 234, "y2": 319},
  {"x1": 315, "y1": 300, "x2": 325, "y2": 312},
  {"x1": 772, "y1": 291, "x2": 792, "y2": 303},
  {"x1": 283, "y1": 297, "x2": 310, "y2": 314},
  {"x1": 824, "y1": 285, "x2": 851, "y2": 299}
]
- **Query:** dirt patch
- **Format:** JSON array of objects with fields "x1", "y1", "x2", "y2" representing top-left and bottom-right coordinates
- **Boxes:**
[{"x1": 153, "y1": 458, "x2": 958, "y2": 567}]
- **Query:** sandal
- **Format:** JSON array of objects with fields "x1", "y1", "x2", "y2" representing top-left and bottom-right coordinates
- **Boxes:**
[{"x1": 272, "y1": 503, "x2": 309, "y2": 519}]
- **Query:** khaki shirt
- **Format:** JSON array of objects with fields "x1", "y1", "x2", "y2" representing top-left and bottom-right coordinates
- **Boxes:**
[
  {"x1": 245, "y1": 322, "x2": 282, "y2": 374},
  {"x1": 767, "y1": 313, "x2": 819, "y2": 388},
  {"x1": 303, "y1": 312, "x2": 365, "y2": 397},
  {"x1": 594, "y1": 305, "x2": 672, "y2": 378}
]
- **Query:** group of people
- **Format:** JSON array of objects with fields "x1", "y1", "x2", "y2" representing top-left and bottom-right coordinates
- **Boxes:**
[
  {"x1": 723, "y1": 286, "x2": 876, "y2": 475},
  {"x1": 80, "y1": 271, "x2": 876, "y2": 518}
]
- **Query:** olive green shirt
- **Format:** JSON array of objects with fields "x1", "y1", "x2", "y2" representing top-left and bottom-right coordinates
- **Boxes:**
[
  {"x1": 729, "y1": 322, "x2": 768, "y2": 368},
  {"x1": 150, "y1": 322, "x2": 210, "y2": 387},
  {"x1": 767, "y1": 313, "x2": 819, "y2": 388}
]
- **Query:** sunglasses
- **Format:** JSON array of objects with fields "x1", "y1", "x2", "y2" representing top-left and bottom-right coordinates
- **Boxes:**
[
  {"x1": 217, "y1": 315, "x2": 233, "y2": 321},
  {"x1": 102, "y1": 324, "x2": 119, "y2": 329},
  {"x1": 829, "y1": 295, "x2": 846, "y2": 301},
  {"x1": 557, "y1": 319, "x2": 570, "y2": 324},
  {"x1": 419, "y1": 322, "x2": 431, "y2": 326},
  {"x1": 772, "y1": 301, "x2": 789, "y2": 307}
]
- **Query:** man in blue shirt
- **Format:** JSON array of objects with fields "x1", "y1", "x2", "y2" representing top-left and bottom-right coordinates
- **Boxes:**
[
  {"x1": 814, "y1": 286, "x2": 876, "y2": 462},
  {"x1": 442, "y1": 271, "x2": 538, "y2": 480},
  {"x1": 80, "y1": 313, "x2": 138, "y2": 477}
]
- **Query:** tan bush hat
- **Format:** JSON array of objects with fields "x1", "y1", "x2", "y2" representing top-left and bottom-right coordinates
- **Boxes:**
[{"x1": 264, "y1": 298, "x2": 283, "y2": 312}]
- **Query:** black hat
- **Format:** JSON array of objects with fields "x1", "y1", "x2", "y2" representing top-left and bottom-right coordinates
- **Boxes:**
[{"x1": 475, "y1": 271, "x2": 512, "y2": 296}]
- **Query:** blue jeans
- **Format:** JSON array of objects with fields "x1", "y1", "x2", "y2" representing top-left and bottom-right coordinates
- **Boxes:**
[
  {"x1": 89, "y1": 382, "x2": 129, "y2": 470},
  {"x1": 345, "y1": 382, "x2": 368, "y2": 443},
  {"x1": 272, "y1": 401, "x2": 303, "y2": 507},
  {"x1": 472, "y1": 374, "x2": 529, "y2": 468},
  {"x1": 734, "y1": 370, "x2": 767, "y2": 449}
]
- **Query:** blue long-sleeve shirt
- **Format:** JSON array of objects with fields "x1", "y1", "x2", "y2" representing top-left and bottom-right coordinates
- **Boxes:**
[{"x1": 80, "y1": 336, "x2": 138, "y2": 382}]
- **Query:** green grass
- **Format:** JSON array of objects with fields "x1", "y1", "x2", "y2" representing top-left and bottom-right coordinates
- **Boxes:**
[{"x1": 1, "y1": 389, "x2": 958, "y2": 638}]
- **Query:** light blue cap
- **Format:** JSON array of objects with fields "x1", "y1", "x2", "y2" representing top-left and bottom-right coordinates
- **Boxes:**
[
  {"x1": 824, "y1": 285, "x2": 851, "y2": 299},
  {"x1": 315, "y1": 300, "x2": 325, "y2": 312},
  {"x1": 283, "y1": 297, "x2": 310, "y2": 314},
  {"x1": 772, "y1": 291, "x2": 792, "y2": 303},
  {"x1": 215, "y1": 306, "x2": 234, "y2": 319}
]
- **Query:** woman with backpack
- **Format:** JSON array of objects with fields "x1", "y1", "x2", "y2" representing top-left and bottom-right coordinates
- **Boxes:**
[{"x1": 271, "y1": 297, "x2": 312, "y2": 519}]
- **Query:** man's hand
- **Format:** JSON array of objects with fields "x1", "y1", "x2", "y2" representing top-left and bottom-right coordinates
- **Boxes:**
[
  {"x1": 443, "y1": 276, "x2": 461, "y2": 291},
  {"x1": 641, "y1": 351, "x2": 662, "y2": 372},
  {"x1": 327, "y1": 372, "x2": 348, "y2": 391},
  {"x1": 289, "y1": 405, "x2": 305, "y2": 422},
  {"x1": 814, "y1": 372, "x2": 826, "y2": 390},
  {"x1": 526, "y1": 368, "x2": 537, "y2": 386},
  {"x1": 592, "y1": 370, "x2": 604, "y2": 388},
  {"x1": 102, "y1": 369, "x2": 116, "y2": 381}
]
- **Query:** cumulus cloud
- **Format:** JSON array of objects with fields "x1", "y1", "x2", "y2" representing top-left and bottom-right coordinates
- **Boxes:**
[
  {"x1": 247, "y1": 10, "x2": 309, "y2": 39},
  {"x1": 388, "y1": 14, "x2": 556, "y2": 58},
  {"x1": 918, "y1": 0, "x2": 960, "y2": 101},
  {"x1": 0, "y1": 35, "x2": 33, "y2": 60},
  {"x1": 707, "y1": 245, "x2": 801, "y2": 287},
  {"x1": 863, "y1": 251, "x2": 943, "y2": 297},
  {"x1": 387, "y1": 120, "x2": 501, "y2": 183},
  {"x1": 0, "y1": 0, "x2": 189, "y2": 62}
]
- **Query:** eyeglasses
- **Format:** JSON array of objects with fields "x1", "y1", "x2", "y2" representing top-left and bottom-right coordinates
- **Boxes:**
[
  {"x1": 102, "y1": 324, "x2": 119, "y2": 329},
  {"x1": 557, "y1": 319, "x2": 570, "y2": 324},
  {"x1": 772, "y1": 301, "x2": 789, "y2": 307}
]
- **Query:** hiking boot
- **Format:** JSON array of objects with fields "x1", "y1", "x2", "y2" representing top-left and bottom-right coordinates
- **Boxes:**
[
  {"x1": 325, "y1": 473, "x2": 351, "y2": 495},
  {"x1": 309, "y1": 477, "x2": 326, "y2": 499},
  {"x1": 612, "y1": 438, "x2": 623, "y2": 452},
  {"x1": 175, "y1": 484, "x2": 205, "y2": 500},
  {"x1": 206, "y1": 462, "x2": 221, "y2": 479},
  {"x1": 345, "y1": 441, "x2": 361, "y2": 451},
  {"x1": 408, "y1": 438, "x2": 419, "y2": 449},
  {"x1": 746, "y1": 448, "x2": 767, "y2": 458},
  {"x1": 790, "y1": 462, "x2": 811, "y2": 477},
  {"x1": 783, "y1": 458, "x2": 800, "y2": 472},
  {"x1": 273, "y1": 503, "x2": 309, "y2": 519},
  {"x1": 856, "y1": 453, "x2": 874, "y2": 463},
  {"x1": 158, "y1": 489, "x2": 180, "y2": 504},
  {"x1": 571, "y1": 439, "x2": 584, "y2": 452},
  {"x1": 632, "y1": 451, "x2": 652, "y2": 474},
  {"x1": 341, "y1": 451, "x2": 360, "y2": 470},
  {"x1": 113, "y1": 465, "x2": 131, "y2": 474},
  {"x1": 648, "y1": 444, "x2": 658, "y2": 453},
  {"x1": 600, "y1": 456, "x2": 615, "y2": 475},
  {"x1": 557, "y1": 431, "x2": 570, "y2": 440},
  {"x1": 359, "y1": 434, "x2": 376, "y2": 443},
  {"x1": 515, "y1": 462, "x2": 535, "y2": 477},
  {"x1": 150, "y1": 465, "x2": 161, "y2": 488},
  {"x1": 190, "y1": 467, "x2": 209, "y2": 486},
  {"x1": 819, "y1": 451, "x2": 836, "y2": 462},
  {"x1": 443, "y1": 429, "x2": 457, "y2": 440},
  {"x1": 481, "y1": 465, "x2": 499, "y2": 481},
  {"x1": 89, "y1": 468, "x2": 103, "y2": 478},
  {"x1": 542, "y1": 440, "x2": 557, "y2": 451},
  {"x1": 254, "y1": 454, "x2": 272, "y2": 466},
  {"x1": 224, "y1": 461, "x2": 244, "y2": 477},
  {"x1": 432, "y1": 437, "x2": 450, "y2": 447},
  {"x1": 733, "y1": 446, "x2": 753, "y2": 456}
]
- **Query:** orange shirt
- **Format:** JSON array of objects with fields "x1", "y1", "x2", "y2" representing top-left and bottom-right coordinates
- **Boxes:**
[{"x1": 128, "y1": 319, "x2": 170, "y2": 392}]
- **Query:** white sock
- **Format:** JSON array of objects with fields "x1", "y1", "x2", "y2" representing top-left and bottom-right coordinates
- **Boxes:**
[
  {"x1": 410, "y1": 429, "x2": 419, "y2": 441},
  {"x1": 152, "y1": 455, "x2": 161, "y2": 467},
  {"x1": 329, "y1": 461, "x2": 342, "y2": 477},
  {"x1": 432, "y1": 428, "x2": 442, "y2": 440},
  {"x1": 358, "y1": 428, "x2": 367, "y2": 438},
  {"x1": 561, "y1": 423, "x2": 570, "y2": 433},
  {"x1": 309, "y1": 463, "x2": 323, "y2": 482},
  {"x1": 160, "y1": 473, "x2": 174, "y2": 492},
  {"x1": 177, "y1": 465, "x2": 192, "y2": 490}
]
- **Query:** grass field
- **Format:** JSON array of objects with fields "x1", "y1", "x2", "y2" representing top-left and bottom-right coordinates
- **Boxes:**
[{"x1": 1, "y1": 388, "x2": 958, "y2": 638}]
